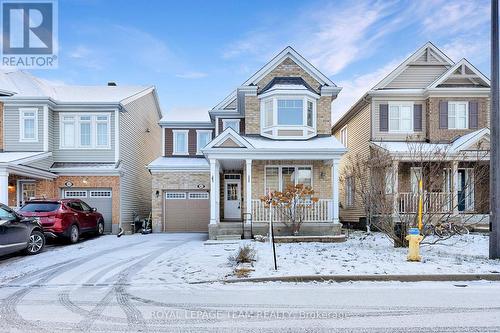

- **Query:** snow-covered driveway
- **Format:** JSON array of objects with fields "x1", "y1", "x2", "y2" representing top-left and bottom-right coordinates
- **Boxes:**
[{"x1": 1, "y1": 233, "x2": 500, "y2": 332}]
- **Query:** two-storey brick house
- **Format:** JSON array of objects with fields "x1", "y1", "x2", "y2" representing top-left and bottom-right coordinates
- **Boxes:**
[
  {"x1": 148, "y1": 47, "x2": 346, "y2": 239},
  {"x1": 332, "y1": 42, "x2": 490, "y2": 226},
  {"x1": 0, "y1": 70, "x2": 162, "y2": 233}
]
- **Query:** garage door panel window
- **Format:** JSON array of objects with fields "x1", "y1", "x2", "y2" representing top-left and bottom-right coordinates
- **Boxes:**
[
  {"x1": 64, "y1": 191, "x2": 87, "y2": 198},
  {"x1": 166, "y1": 192, "x2": 187, "y2": 200},
  {"x1": 90, "y1": 190, "x2": 112, "y2": 198},
  {"x1": 189, "y1": 192, "x2": 209, "y2": 199}
]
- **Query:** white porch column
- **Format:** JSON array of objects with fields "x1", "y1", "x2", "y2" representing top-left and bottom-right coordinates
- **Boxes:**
[
  {"x1": 392, "y1": 160, "x2": 399, "y2": 216},
  {"x1": 0, "y1": 169, "x2": 9, "y2": 205},
  {"x1": 245, "y1": 159, "x2": 252, "y2": 221},
  {"x1": 331, "y1": 159, "x2": 340, "y2": 224},
  {"x1": 215, "y1": 161, "x2": 220, "y2": 222},
  {"x1": 210, "y1": 159, "x2": 217, "y2": 224},
  {"x1": 452, "y1": 160, "x2": 459, "y2": 215}
]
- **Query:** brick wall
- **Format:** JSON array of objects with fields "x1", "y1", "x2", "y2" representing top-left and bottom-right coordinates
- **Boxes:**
[
  {"x1": 244, "y1": 96, "x2": 260, "y2": 135},
  {"x1": 151, "y1": 171, "x2": 210, "y2": 232},
  {"x1": 426, "y1": 97, "x2": 489, "y2": 142}
]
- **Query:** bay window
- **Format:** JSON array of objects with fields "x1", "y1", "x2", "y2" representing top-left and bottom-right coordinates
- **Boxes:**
[
  {"x1": 388, "y1": 102, "x2": 413, "y2": 132},
  {"x1": 59, "y1": 113, "x2": 110, "y2": 149},
  {"x1": 20, "y1": 108, "x2": 38, "y2": 142},
  {"x1": 264, "y1": 166, "x2": 313, "y2": 194},
  {"x1": 448, "y1": 101, "x2": 468, "y2": 129},
  {"x1": 260, "y1": 95, "x2": 317, "y2": 139}
]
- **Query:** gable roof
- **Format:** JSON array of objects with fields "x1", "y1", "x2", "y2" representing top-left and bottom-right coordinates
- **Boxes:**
[
  {"x1": 428, "y1": 58, "x2": 490, "y2": 89},
  {"x1": 373, "y1": 42, "x2": 454, "y2": 90},
  {"x1": 242, "y1": 46, "x2": 336, "y2": 87},
  {"x1": 203, "y1": 127, "x2": 254, "y2": 150},
  {"x1": 260, "y1": 77, "x2": 317, "y2": 94}
]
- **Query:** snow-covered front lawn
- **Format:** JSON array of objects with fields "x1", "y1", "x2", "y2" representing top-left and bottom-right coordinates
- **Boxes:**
[{"x1": 134, "y1": 231, "x2": 500, "y2": 283}]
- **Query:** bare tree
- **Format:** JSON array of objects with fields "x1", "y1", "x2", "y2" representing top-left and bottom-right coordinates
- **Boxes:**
[
  {"x1": 343, "y1": 138, "x2": 490, "y2": 247},
  {"x1": 260, "y1": 184, "x2": 319, "y2": 236}
]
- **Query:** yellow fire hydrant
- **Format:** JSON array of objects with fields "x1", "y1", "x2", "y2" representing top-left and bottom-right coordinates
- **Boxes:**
[{"x1": 405, "y1": 228, "x2": 423, "y2": 262}]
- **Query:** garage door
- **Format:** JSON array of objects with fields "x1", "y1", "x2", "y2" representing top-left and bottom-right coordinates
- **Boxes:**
[
  {"x1": 63, "y1": 188, "x2": 113, "y2": 233},
  {"x1": 164, "y1": 191, "x2": 209, "y2": 232}
]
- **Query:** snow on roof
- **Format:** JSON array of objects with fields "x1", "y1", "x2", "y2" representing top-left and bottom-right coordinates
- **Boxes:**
[
  {"x1": 148, "y1": 157, "x2": 209, "y2": 170},
  {"x1": 0, "y1": 151, "x2": 48, "y2": 164},
  {"x1": 50, "y1": 162, "x2": 118, "y2": 170},
  {"x1": 371, "y1": 129, "x2": 490, "y2": 155},
  {"x1": 244, "y1": 135, "x2": 346, "y2": 151},
  {"x1": 0, "y1": 70, "x2": 151, "y2": 104}
]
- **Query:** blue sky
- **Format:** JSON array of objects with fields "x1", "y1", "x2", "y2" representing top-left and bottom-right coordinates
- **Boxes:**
[{"x1": 30, "y1": 0, "x2": 490, "y2": 122}]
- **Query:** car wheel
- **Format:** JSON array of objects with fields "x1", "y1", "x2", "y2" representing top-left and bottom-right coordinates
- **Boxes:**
[
  {"x1": 96, "y1": 220, "x2": 105, "y2": 236},
  {"x1": 24, "y1": 230, "x2": 45, "y2": 255},
  {"x1": 68, "y1": 224, "x2": 79, "y2": 244}
]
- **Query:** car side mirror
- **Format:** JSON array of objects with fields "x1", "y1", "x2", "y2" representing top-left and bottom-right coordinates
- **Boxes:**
[{"x1": 92, "y1": 207, "x2": 97, "y2": 212}]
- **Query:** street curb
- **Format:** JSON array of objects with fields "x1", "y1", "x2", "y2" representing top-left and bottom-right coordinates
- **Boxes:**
[{"x1": 190, "y1": 273, "x2": 500, "y2": 284}]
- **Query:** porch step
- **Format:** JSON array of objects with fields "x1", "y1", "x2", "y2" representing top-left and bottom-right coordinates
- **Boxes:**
[{"x1": 216, "y1": 234, "x2": 243, "y2": 241}]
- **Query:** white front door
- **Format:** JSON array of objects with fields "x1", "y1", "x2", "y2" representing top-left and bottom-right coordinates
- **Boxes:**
[{"x1": 224, "y1": 177, "x2": 241, "y2": 219}]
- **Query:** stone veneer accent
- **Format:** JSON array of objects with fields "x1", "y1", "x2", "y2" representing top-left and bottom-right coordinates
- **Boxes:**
[
  {"x1": 426, "y1": 97, "x2": 489, "y2": 142},
  {"x1": 244, "y1": 57, "x2": 333, "y2": 136},
  {"x1": 151, "y1": 171, "x2": 210, "y2": 232}
]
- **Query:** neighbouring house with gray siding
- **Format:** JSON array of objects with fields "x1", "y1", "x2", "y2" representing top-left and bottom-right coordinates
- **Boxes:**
[
  {"x1": 332, "y1": 42, "x2": 491, "y2": 227},
  {"x1": 0, "y1": 70, "x2": 162, "y2": 234}
]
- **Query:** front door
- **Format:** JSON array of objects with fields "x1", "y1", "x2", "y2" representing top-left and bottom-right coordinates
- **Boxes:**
[
  {"x1": 224, "y1": 176, "x2": 241, "y2": 220},
  {"x1": 18, "y1": 181, "x2": 36, "y2": 208},
  {"x1": 458, "y1": 169, "x2": 474, "y2": 212}
]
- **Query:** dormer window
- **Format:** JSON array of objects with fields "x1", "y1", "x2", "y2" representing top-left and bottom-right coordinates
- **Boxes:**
[
  {"x1": 260, "y1": 96, "x2": 317, "y2": 139},
  {"x1": 222, "y1": 119, "x2": 240, "y2": 133}
]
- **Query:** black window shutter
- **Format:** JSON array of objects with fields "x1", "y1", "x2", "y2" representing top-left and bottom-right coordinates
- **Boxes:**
[
  {"x1": 380, "y1": 104, "x2": 389, "y2": 132},
  {"x1": 414, "y1": 104, "x2": 422, "y2": 131},
  {"x1": 469, "y1": 101, "x2": 479, "y2": 129},
  {"x1": 439, "y1": 101, "x2": 448, "y2": 129}
]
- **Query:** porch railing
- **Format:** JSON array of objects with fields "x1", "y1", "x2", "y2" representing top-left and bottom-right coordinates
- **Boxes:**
[
  {"x1": 251, "y1": 199, "x2": 332, "y2": 222},
  {"x1": 398, "y1": 192, "x2": 452, "y2": 214}
]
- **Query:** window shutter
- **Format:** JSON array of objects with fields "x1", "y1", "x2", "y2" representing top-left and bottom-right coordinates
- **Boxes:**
[
  {"x1": 469, "y1": 101, "x2": 479, "y2": 129},
  {"x1": 413, "y1": 104, "x2": 422, "y2": 131},
  {"x1": 439, "y1": 101, "x2": 448, "y2": 129},
  {"x1": 379, "y1": 104, "x2": 388, "y2": 132}
]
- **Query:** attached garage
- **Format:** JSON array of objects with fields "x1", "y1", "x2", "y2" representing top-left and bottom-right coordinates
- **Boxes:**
[
  {"x1": 62, "y1": 188, "x2": 113, "y2": 233},
  {"x1": 163, "y1": 191, "x2": 209, "y2": 232}
]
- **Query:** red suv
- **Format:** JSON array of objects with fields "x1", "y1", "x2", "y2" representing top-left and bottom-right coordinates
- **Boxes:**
[{"x1": 18, "y1": 199, "x2": 105, "y2": 244}]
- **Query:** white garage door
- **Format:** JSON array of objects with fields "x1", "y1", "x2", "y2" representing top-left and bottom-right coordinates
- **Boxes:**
[
  {"x1": 63, "y1": 188, "x2": 113, "y2": 233},
  {"x1": 164, "y1": 191, "x2": 209, "y2": 232}
]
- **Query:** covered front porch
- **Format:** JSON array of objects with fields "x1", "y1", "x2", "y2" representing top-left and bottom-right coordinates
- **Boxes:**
[{"x1": 202, "y1": 129, "x2": 346, "y2": 239}]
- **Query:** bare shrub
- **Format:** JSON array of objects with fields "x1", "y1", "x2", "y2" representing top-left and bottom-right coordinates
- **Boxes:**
[{"x1": 228, "y1": 245, "x2": 256, "y2": 265}]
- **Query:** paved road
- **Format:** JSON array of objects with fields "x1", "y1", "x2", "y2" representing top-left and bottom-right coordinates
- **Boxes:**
[{"x1": 0, "y1": 234, "x2": 500, "y2": 332}]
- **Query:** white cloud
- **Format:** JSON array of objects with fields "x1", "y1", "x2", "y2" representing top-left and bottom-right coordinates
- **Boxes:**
[
  {"x1": 175, "y1": 71, "x2": 208, "y2": 79},
  {"x1": 163, "y1": 106, "x2": 210, "y2": 122},
  {"x1": 442, "y1": 36, "x2": 490, "y2": 66}
]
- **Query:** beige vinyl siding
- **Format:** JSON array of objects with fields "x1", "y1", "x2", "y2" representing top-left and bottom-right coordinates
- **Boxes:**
[
  {"x1": 3, "y1": 105, "x2": 44, "y2": 151},
  {"x1": 385, "y1": 65, "x2": 448, "y2": 89},
  {"x1": 52, "y1": 111, "x2": 116, "y2": 162},
  {"x1": 333, "y1": 104, "x2": 371, "y2": 223},
  {"x1": 372, "y1": 98, "x2": 427, "y2": 141},
  {"x1": 119, "y1": 92, "x2": 161, "y2": 231}
]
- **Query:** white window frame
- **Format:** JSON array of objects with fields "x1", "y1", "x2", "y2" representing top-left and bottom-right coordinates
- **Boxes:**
[
  {"x1": 448, "y1": 101, "x2": 469, "y2": 130},
  {"x1": 172, "y1": 130, "x2": 189, "y2": 155},
  {"x1": 196, "y1": 130, "x2": 212, "y2": 155},
  {"x1": 263, "y1": 165, "x2": 313, "y2": 194},
  {"x1": 222, "y1": 119, "x2": 241, "y2": 133},
  {"x1": 340, "y1": 126, "x2": 348, "y2": 147},
  {"x1": 388, "y1": 101, "x2": 414, "y2": 133},
  {"x1": 19, "y1": 108, "x2": 39, "y2": 142},
  {"x1": 59, "y1": 113, "x2": 111, "y2": 149},
  {"x1": 259, "y1": 95, "x2": 317, "y2": 139}
]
